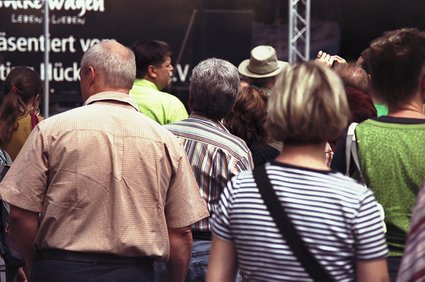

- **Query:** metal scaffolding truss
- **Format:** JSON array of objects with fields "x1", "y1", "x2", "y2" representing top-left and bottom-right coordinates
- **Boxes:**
[{"x1": 288, "y1": 0, "x2": 311, "y2": 63}]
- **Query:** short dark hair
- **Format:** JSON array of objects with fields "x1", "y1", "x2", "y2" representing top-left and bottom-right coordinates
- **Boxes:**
[
  {"x1": 367, "y1": 28, "x2": 425, "y2": 108},
  {"x1": 131, "y1": 40, "x2": 172, "y2": 78},
  {"x1": 189, "y1": 58, "x2": 239, "y2": 120},
  {"x1": 223, "y1": 86, "x2": 270, "y2": 146}
]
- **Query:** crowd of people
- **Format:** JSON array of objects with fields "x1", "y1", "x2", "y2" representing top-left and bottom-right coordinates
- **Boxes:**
[{"x1": 0, "y1": 27, "x2": 424, "y2": 282}]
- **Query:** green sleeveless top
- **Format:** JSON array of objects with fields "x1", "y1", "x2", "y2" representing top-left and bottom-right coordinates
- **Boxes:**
[{"x1": 356, "y1": 118, "x2": 425, "y2": 256}]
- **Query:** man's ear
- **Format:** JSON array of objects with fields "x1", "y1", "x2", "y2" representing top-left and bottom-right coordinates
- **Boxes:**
[
  {"x1": 88, "y1": 66, "x2": 96, "y2": 83},
  {"x1": 147, "y1": 65, "x2": 157, "y2": 79}
]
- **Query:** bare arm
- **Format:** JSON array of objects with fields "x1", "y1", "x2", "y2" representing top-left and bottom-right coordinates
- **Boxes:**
[
  {"x1": 356, "y1": 259, "x2": 389, "y2": 282},
  {"x1": 8, "y1": 205, "x2": 39, "y2": 272},
  {"x1": 166, "y1": 226, "x2": 193, "y2": 282},
  {"x1": 206, "y1": 235, "x2": 237, "y2": 282}
]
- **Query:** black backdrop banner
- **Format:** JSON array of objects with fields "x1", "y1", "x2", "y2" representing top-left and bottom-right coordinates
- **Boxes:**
[{"x1": 0, "y1": 0, "x2": 253, "y2": 114}]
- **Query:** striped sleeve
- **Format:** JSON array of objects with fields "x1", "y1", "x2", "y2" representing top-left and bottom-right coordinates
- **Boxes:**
[
  {"x1": 353, "y1": 191, "x2": 388, "y2": 260},
  {"x1": 210, "y1": 176, "x2": 236, "y2": 241},
  {"x1": 397, "y1": 185, "x2": 425, "y2": 282}
]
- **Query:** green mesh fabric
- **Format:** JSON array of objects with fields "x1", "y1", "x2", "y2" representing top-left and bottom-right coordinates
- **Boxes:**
[{"x1": 356, "y1": 119, "x2": 425, "y2": 256}]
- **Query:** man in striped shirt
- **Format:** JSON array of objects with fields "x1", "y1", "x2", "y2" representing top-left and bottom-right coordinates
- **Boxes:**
[{"x1": 165, "y1": 58, "x2": 254, "y2": 281}]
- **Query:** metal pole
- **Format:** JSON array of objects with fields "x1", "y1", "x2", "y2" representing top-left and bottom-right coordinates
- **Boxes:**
[
  {"x1": 305, "y1": 0, "x2": 311, "y2": 61},
  {"x1": 288, "y1": 0, "x2": 294, "y2": 63},
  {"x1": 43, "y1": 0, "x2": 49, "y2": 117}
]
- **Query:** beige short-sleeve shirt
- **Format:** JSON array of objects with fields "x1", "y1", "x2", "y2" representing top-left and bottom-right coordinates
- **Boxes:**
[{"x1": 0, "y1": 92, "x2": 209, "y2": 258}]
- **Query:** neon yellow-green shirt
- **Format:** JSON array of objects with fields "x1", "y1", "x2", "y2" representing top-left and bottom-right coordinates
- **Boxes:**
[
  {"x1": 129, "y1": 79, "x2": 188, "y2": 125},
  {"x1": 374, "y1": 103, "x2": 389, "y2": 117}
]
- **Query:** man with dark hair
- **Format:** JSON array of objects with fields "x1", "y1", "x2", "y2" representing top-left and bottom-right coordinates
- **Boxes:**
[
  {"x1": 0, "y1": 40, "x2": 209, "y2": 282},
  {"x1": 130, "y1": 40, "x2": 188, "y2": 125},
  {"x1": 165, "y1": 58, "x2": 254, "y2": 281}
]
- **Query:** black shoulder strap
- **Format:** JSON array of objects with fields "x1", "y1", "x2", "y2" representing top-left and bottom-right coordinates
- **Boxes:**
[{"x1": 253, "y1": 165, "x2": 333, "y2": 282}]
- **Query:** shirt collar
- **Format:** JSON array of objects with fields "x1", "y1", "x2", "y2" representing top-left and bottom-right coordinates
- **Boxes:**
[
  {"x1": 84, "y1": 91, "x2": 139, "y2": 111},
  {"x1": 189, "y1": 112, "x2": 229, "y2": 132},
  {"x1": 133, "y1": 79, "x2": 159, "y2": 91}
]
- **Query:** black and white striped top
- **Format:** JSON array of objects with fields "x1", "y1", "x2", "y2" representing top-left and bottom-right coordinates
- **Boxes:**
[{"x1": 211, "y1": 161, "x2": 388, "y2": 281}]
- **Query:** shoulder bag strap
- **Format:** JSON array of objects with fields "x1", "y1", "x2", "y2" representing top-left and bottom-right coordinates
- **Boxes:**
[
  {"x1": 253, "y1": 165, "x2": 333, "y2": 282},
  {"x1": 345, "y1": 122, "x2": 366, "y2": 184}
]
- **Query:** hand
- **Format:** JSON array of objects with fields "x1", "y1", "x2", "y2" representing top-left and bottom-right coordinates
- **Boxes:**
[{"x1": 315, "y1": 51, "x2": 347, "y2": 68}]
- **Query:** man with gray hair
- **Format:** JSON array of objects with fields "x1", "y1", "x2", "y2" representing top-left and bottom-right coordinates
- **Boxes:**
[
  {"x1": 0, "y1": 40, "x2": 208, "y2": 281},
  {"x1": 165, "y1": 58, "x2": 254, "y2": 281}
]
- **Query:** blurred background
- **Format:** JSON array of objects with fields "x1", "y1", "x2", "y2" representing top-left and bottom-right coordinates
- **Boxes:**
[{"x1": 0, "y1": 0, "x2": 424, "y2": 115}]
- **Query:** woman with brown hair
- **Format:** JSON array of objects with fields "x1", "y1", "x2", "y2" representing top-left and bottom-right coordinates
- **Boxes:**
[
  {"x1": 0, "y1": 66, "x2": 43, "y2": 160},
  {"x1": 0, "y1": 66, "x2": 43, "y2": 282},
  {"x1": 223, "y1": 86, "x2": 279, "y2": 166}
]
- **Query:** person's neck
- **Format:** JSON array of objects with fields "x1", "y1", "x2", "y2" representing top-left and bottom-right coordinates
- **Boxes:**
[
  {"x1": 388, "y1": 96, "x2": 425, "y2": 119},
  {"x1": 275, "y1": 143, "x2": 330, "y2": 171},
  {"x1": 143, "y1": 76, "x2": 162, "y2": 90},
  {"x1": 388, "y1": 102, "x2": 425, "y2": 119}
]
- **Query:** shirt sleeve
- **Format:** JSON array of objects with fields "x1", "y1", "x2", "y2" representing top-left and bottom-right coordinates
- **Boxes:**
[
  {"x1": 0, "y1": 126, "x2": 48, "y2": 213},
  {"x1": 353, "y1": 190, "x2": 388, "y2": 260},
  {"x1": 210, "y1": 175, "x2": 237, "y2": 241},
  {"x1": 163, "y1": 141, "x2": 209, "y2": 229}
]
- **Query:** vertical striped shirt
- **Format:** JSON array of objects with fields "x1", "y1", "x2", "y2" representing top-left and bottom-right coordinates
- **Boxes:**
[
  {"x1": 165, "y1": 113, "x2": 254, "y2": 231},
  {"x1": 211, "y1": 161, "x2": 388, "y2": 281}
]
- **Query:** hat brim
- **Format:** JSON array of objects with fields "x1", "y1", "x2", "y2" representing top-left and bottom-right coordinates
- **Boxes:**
[{"x1": 238, "y1": 59, "x2": 289, "y2": 79}]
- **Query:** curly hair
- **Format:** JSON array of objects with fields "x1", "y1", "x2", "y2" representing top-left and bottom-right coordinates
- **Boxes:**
[
  {"x1": 223, "y1": 86, "x2": 269, "y2": 146},
  {"x1": 0, "y1": 66, "x2": 42, "y2": 146},
  {"x1": 367, "y1": 28, "x2": 425, "y2": 108}
]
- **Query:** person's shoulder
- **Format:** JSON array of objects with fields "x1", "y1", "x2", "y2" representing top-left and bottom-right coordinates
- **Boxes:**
[
  {"x1": 158, "y1": 90, "x2": 185, "y2": 105},
  {"x1": 327, "y1": 171, "x2": 373, "y2": 198},
  {"x1": 164, "y1": 118, "x2": 189, "y2": 130},
  {"x1": 227, "y1": 169, "x2": 255, "y2": 190},
  {"x1": 38, "y1": 107, "x2": 83, "y2": 125},
  {"x1": 223, "y1": 131, "x2": 251, "y2": 155}
]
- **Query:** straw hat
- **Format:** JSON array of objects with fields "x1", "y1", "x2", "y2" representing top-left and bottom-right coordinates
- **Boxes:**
[{"x1": 238, "y1": 45, "x2": 288, "y2": 78}]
